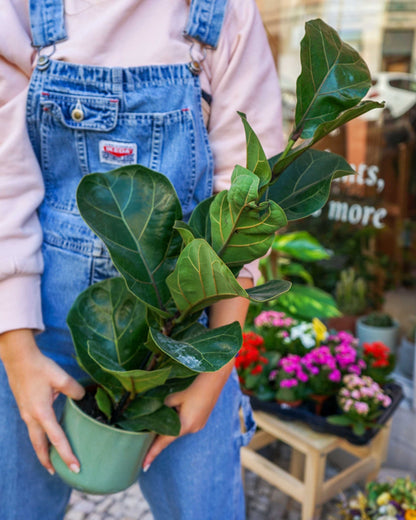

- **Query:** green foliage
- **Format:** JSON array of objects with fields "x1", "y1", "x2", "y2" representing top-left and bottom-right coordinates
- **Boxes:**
[
  {"x1": 362, "y1": 312, "x2": 395, "y2": 328},
  {"x1": 258, "y1": 231, "x2": 340, "y2": 320},
  {"x1": 335, "y1": 267, "x2": 367, "y2": 316},
  {"x1": 67, "y1": 18, "x2": 380, "y2": 435}
]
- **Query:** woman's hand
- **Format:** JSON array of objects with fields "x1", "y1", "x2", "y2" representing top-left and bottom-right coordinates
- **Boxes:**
[
  {"x1": 142, "y1": 360, "x2": 234, "y2": 470},
  {"x1": 142, "y1": 276, "x2": 253, "y2": 471},
  {"x1": 0, "y1": 329, "x2": 85, "y2": 475}
]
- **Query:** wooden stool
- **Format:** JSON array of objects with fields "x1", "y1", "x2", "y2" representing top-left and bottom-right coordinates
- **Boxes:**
[{"x1": 241, "y1": 411, "x2": 392, "y2": 520}]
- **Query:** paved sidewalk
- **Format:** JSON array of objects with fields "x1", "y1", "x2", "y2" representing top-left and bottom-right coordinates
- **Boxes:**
[
  {"x1": 64, "y1": 452, "x2": 354, "y2": 520},
  {"x1": 65, "y1": 445, "x2": 415, "y2": 520}
]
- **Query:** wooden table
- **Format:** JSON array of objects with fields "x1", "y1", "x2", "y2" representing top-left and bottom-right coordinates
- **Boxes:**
[{"x1": 241, "y1": 411, "x2": 392, "y2": 520}]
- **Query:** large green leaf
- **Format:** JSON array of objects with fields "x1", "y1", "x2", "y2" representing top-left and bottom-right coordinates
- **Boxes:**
[
  {"x1": 118, "y1": 404, "x2": 181, "y2": 435},
  {"x1": 210, "y1": 166, "x2": 287, "y2": 267},
  {"x1": 268, "y1": 149, "x2": 355, "y2": 220},
  {"x1": 271, "y1": 101, "x2": 382, "y2": 178},
  {"x1": 76, "y1": 165, "x2": 182, "y2": 313},
  {"x1": 272, "y1": 231, "x2": 330, "y2": 261},
  {"x1": 295, "y1": 19, "x2": 372, "y2": 139},
  {"x1": 67, "y1": 277, "x2": 148, "y2": 394},
  {"x1": 275, "y1": 284, "x2": 340, "y2": 320},
  {"x1": 149, "y1": 321, "x2": 242, "y2": 372},
  {"x1": 238, "y1": 111, "x2": 271, "y2": 187},
  {"x1": 246, "y1": 280, "x2": 292, "y2": 302},
  {"x1": 280, "y1": 262, "x2": 314, "y2": 285},
  {"x1": 88, "y1": 341, "x2": 172, "y2": 394},
  {"x1": 166, "y1": 239, "x2": 248, "y2": 317},
  {"x1": 188, "y1": 195, "x2": 215, "y2": 242}
]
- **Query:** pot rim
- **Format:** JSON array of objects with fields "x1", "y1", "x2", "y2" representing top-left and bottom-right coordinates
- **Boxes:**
[
  {"x1": 67, "y1": 396, "x2": 153, "y2": 437},
  {"x1": 357, "y1": 316, "x2": 400, "y2": 329}
]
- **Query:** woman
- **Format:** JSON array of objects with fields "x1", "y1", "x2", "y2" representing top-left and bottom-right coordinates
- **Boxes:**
[{"x1": 0, "y1": 0, "x2": 283, "y2": 518}]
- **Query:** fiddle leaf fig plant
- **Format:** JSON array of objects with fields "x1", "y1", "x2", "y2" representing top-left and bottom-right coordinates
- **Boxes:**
[{"x1": 67, "y1": 18, "x2": 383, "y2": 436}]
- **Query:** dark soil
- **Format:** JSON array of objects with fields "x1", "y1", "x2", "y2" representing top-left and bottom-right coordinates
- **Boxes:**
[{"x1": 76, "y1": 385, "x2": 109, "y2": 424}]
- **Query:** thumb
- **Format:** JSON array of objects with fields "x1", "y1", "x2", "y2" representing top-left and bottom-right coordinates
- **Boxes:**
[
  {"x1": 53, "y1": 368, "x2": 85, "y2": 401},
  {"x1": 142, "y1": 435, "x2": 176, "y2": 471}
]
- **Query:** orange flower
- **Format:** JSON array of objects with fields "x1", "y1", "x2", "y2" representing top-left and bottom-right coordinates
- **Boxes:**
[{"x1": 405, "y1": 510, "x2": 416, "y2": 520}]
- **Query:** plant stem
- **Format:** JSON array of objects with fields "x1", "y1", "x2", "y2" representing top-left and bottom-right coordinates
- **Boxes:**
[
  {"x1": 111, "y1": 391, "x2": 132, "y2": 424},
  {"x1": 280, "y1": 138, "x2": 296, "y2": 162}
]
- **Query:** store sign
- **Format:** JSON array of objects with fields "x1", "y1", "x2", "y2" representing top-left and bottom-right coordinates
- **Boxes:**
[{"x1": 312, "y1": 163, "x2": 388, "y2": 228}]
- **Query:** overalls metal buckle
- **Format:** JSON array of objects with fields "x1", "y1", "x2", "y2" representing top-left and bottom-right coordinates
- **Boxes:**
[{"x1": 33, "y1": 44, "x2": 57, "y2": 71}]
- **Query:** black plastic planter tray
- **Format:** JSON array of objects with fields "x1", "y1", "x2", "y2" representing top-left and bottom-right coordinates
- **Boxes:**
[{"x1": 249, "y1": 383, "x2": 403, "y2": 446}]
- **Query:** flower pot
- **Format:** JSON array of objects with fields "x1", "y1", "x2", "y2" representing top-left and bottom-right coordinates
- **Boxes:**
[
  {"x1": 50, "y1": 397, "x2": 155, "y2": 494},
  {"x1": 398, "y1": 336, "x2": 416, "y2": 379},
  {"x1": 327, "y1": 315, "x2": 359, "y2": 334},
  {"x1": 356, "y1": 317, "x2": 399, "y2": 353},
  {"x1": 309, "y1": 394, "x2": 329, "y2": 415},
  {"x1": 276, "y1": 399, "x2": 303, "y2": 408}
]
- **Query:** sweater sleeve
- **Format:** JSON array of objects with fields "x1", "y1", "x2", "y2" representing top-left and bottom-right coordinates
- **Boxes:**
[
  {"x1": 207, "y1": 0, "x2": 284, "y2": 283},
  {"x1": 0, "y1": 2, "x2": 45, "y2": 333}
]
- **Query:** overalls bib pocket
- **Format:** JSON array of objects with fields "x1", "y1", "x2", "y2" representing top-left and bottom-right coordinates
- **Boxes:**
[
  {"x1": 40, "y1": 91, "x2": 119, "y2": 213},
  {"x1": 40, "y1": 89, "x2": 200, "y2": 217}
]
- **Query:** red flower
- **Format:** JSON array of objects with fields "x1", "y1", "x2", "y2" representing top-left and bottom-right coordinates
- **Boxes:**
[
  {"x1": 251, "y1": 365, "x2": 263, "y2": 375},
  {"x1": 372, "y1": 358, "x2": 389, "y2": 368}
]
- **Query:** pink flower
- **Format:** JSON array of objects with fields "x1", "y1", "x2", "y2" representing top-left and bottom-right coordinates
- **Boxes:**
[
  {"x1": 382, "y1": 395, "x2": 392, "y2": 407},
  {"x1": 351, "y1": 390, "x2": 361, "y2": 399},
  {"x1": 347, "y1": 364, "x2": 362, "y2": 375},
  {"x1": 343, "y1": 399, "x2": 353, "y2": 412},
  {"x1": 354, "y1": 401, "x2": 369, "y2": 415},
  {"x1": 297, "y1": 371, "x2": 309, "y2": 383},
  {"x1": 329, "y1": 369, "x2": 341, "y2": 382},
  {"x1": 280, "y1": 378, "x2": 298, "y2": 388},
  {"x1": 269, "y1": 370, "x2": 278, "y2": 381}
]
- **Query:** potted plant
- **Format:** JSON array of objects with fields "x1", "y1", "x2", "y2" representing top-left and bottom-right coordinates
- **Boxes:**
[
  {"x1": 327, "y1": 374, "x2": 392, "y2": 436},
  {"x1": 258, "y1": 231, "x2": 340, "y2": 321},
  {"x1": 337, "y1": 476, "x2": 416, "y2": 519},
  {"x1": 270, "y1": 354, "x2": 309, "y2": 406},
  {"x1": 362, "y1": 341, "x2": 396, "y2": 385},
  {"x1": 398, "y1": 321, "x2": 416, "y2": 379},
  {"x1": 328, "y1": 267, "x2": 367, "y2": 333},
  {"x1": 50, "y1": 18, "x2": 382, "y2": 493},
  {"x1": 357, "y1": 312, "x2": 400, "y2": 352},
  {"x1": 235, "y1": 331, "x2": 278, "y2": 400}
]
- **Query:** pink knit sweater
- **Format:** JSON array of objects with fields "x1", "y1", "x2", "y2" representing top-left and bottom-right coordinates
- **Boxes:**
[{"x1": 0, "y1": 0, "x2": 283, "y2": 333}]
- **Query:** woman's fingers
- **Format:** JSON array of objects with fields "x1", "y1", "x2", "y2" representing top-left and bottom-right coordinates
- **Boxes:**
[
  {"x1": 142, "y1": 434, "x2": 177, "y2": 471},
  {"x1": 42, "y1": 410, "x2": 80, "y2": 474},
  {"x1": 27, "y1": 421, "x2": 55, "y2": 474},
  {"x1": 52, "y1": 367, "x2": 85, "y2": 401}
]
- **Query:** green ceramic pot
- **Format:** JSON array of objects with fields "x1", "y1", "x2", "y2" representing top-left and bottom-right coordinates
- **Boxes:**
[{"x1": 50, "y1": 397, "x2": 155, "y2": 494}]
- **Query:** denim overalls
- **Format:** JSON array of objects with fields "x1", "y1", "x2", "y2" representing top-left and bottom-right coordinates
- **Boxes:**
[{"x1": 0, "y1": 1, "x2": 255, "y2": 519}]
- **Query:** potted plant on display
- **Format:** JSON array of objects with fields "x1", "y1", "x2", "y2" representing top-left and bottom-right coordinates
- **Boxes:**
[
  {"x1": 237, "y1": 309, "x2": 402, "y2": 442},
  {"x1": 357, "y1": 312, "x2": 400, "y2": 352},
  {"x1": 235, "y1": 331, "x2": 278, "y2": 400},
  {"x1": 50, "y1": 18, "x2": 383, "y2": 493},
  {"x1": 338, "y1": 476, "x2": 416, "y2": 519},
  {"x1": 271, "y1": 354, "x2": 309, "y2": 407},
  {"x1": 398, "y1": 320, "x2": 416, "y2": 379},
  {"x1": 362, "y1": 341, "x2": 396, "y2": 385},
  {"x1": 327, "y1": 374, "x2": 392, "y2": 435},
  {"x1": 258, "y1": 231, "x2": 340, "y2": 321},
  {"x1": 328, "y1": 267, "x2": 367, "y2": 333}
]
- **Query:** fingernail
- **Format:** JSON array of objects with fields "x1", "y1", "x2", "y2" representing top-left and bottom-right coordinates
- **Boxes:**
[
  {"x1": 70, "y1": 463, "x2": 80, "y2": 474},
  {"x1": 143, "y1": 464, "x2": 151, "y2": 473},
  {"x1": 47, "y1": 467, "x2": 55, "y2": 476}
]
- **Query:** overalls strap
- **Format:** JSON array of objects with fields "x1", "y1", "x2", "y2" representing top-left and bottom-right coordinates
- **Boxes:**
[
  {"x1": 184, "y1": 0, "x2": 228, "y2": 49},
  {"x1": 29, "y1": 0, "x2": 66, "y2": 49}
]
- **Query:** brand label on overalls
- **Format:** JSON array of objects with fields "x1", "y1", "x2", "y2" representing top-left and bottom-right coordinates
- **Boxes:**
[{"x1": 99, "y1": 140, "x2": 137, "y2": 166}]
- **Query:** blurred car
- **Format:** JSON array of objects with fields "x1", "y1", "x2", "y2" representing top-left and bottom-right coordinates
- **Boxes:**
[{"x1": 366, "y1": 72, "x2": 416, "y2": 120}]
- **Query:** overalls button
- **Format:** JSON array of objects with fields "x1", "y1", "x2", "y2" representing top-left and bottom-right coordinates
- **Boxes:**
[
  {"x1": 71, "y1": 107, "x2": 84, "y2": 122},
  {"x1": 37, "y1": 55, "x2": 50, "y2": 71}
]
